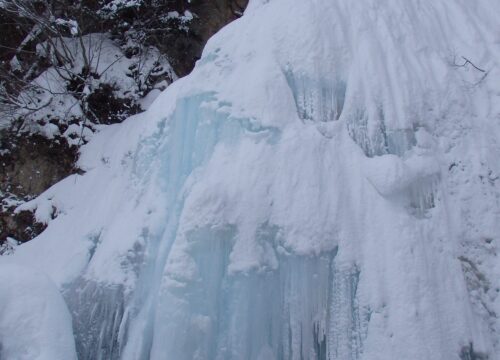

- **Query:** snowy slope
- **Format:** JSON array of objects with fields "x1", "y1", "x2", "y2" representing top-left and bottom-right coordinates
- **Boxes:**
[{"x1": 2, "y1": 0, "x2": 500, "y2": 359}]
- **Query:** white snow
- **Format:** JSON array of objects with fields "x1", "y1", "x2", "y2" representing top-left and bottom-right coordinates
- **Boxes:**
[
  {"x1": 0, "y1": 263, "x2": 77, "y2": 360},
  {"x1": 2, "y1": 0, "x2": 500, "y2": 359},
  {"x1": 8, "y1": 32, "x2": 175, "y2": 143}
]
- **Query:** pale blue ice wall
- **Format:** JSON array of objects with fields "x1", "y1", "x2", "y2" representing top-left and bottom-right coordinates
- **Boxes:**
[{"x1": 64, "y1": 85, "x2": 368, "y2": 359}]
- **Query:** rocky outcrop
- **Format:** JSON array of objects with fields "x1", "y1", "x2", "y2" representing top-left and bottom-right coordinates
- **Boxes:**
[
  {"x1": 158, "y1": 0, "x2": 248, "y2": 76},
  {"x1": 1, "y1": 133, "x2": 78, "y2": 197},
  {"x1": 0, "y1": 132, "x2": 78, "y2": 243}
]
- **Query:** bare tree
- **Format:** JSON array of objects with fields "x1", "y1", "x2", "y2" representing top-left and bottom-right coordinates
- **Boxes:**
[{"x1": 0, "y1": 0, "x2": 107, "y2": 120}]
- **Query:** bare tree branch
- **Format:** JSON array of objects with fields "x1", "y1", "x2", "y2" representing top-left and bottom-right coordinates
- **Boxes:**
[{"x1": 453, "y1": 55, "x2": 486, "y2": 73}]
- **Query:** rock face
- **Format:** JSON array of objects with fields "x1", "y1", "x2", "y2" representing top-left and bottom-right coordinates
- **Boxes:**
[
  {"x1": 161, "y1": 0, "x2": 248, "y2": 76},
  {"x1": 0, "y1": 0, "x2": 248, "y2": 246},
  {"x1": 100, "y1": 0, "x2": 248, "y2": 76},
  {"x1": 0, "y1": 132, "x2": 77, "y2": 243},
  {"x1": 1, "y1": 134, "x2": 78, "y2": 198}
]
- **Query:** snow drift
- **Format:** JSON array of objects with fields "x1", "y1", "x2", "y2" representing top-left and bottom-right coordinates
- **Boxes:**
[
  {"x1": 2, "y1": 0, "x2": 500, "y2": 359},
  {"x1": 0, "y1": 263, "x2": 77, "y2": 360}
]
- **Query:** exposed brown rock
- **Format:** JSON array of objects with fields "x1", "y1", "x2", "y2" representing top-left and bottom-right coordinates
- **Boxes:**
[
  {"x1": 0, "y1": 131, "x2": 79, "y2": 243},
  {"x1": 0, "y1": 132, "x2": 78, "y2": 198},
  {"x1": 148, "y1": 0, "x2": 248, "y2": 76},
  {"x1": 0, "y1": 208, "x2": 47, "y2": 243}
]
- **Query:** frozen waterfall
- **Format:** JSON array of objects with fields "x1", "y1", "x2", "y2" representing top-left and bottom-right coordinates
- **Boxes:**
[{"x1": 2, "y1": 0, "x2": 500, "y2": 359}]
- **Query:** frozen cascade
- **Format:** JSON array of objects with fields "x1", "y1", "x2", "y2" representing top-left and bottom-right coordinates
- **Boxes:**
[
  {"x1": 284, "y1": 71, "x2": 347, "y2": 124},
  {"x1": 64, "y1": 280, "x2": 126, "y2": 360},
  {"x1": 2, "y1": 0, "x2": 500, "y2": 359}
]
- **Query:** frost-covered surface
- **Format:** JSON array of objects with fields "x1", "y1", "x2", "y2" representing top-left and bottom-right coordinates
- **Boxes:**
[
  {"x1": 2, "y1": 0, "x2": 500, "y2": 359},
  {"x1": 0, "y1": 263, "x2": 77, "y2": 359}
]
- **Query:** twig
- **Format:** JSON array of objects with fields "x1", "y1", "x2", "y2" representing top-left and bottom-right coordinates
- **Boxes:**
[{"x1": 454, "y1": 56, "x2": 486, "y2": 73}]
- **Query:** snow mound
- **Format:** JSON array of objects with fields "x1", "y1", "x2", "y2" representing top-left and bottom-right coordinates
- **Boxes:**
[{"x1": 0, "y1": 263, "x2": 77, "y2": 360}]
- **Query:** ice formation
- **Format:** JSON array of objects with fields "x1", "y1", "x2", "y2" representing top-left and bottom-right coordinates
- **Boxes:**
[{"x1": 2, "y1": 0, "x2": 500, "y2": 359}]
